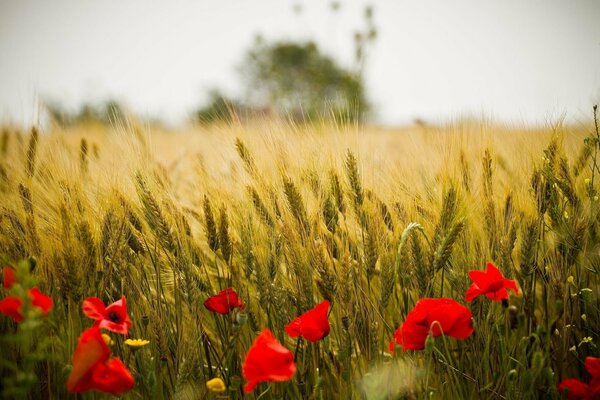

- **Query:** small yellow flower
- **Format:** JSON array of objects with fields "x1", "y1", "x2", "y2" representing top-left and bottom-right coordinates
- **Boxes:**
[
  {"x1": 563, "y1": 211, "x2": 569, "y2": 219},
  {"x1": 594, "y1": 196, "x2": 599, "y2": 202},
  {"x1": 206, "y1": 377, "x2": 226, "y2": 392},
  {"x1": 102, "y1": 333, "x2": 114, "y2": 346},
  {"x1": 581, "y1": 314, "x2": 587, "y2": 321},
  {"x1": 569, "y1": 345, "x2": 576, "y2": 352},
  {"x1": 124, "y1": 338, "x2": 150, "y2": 348},
  {"x1": 567, "y1": 276, "x2": 575, "y2": 285},
  {"x1": 585, "y1": 178, "x2": 591, "y2": 184}
]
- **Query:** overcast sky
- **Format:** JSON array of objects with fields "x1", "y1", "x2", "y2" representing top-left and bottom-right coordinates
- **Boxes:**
[{"x1": 1, "y1": 0, "x2": 599, "y2": 126}]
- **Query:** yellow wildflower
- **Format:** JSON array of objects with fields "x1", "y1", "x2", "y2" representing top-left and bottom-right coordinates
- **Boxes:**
[
  {"x1": 206, "y1": 377, "x2": 226, "y2": 392},
  {"x1": 567, "y1": 276, "x2": 575, "y2": 285},
  {"x1": 124, "y1": 338, "x2": 150, "y2": 348},
  {"x1": 102, "y1": 333, "x2": 114, "y2": 346}
]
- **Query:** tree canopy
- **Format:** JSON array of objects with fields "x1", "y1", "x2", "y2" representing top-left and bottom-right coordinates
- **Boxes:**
[{"x1": 241, "y1": 39, "x2": 369, "y2": 122}]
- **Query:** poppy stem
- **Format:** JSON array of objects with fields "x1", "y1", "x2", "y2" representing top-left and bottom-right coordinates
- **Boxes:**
[
  {"x1": 256, "y1": 383, "x2": 272, "y2": 400},
  {"x1": 293, "y1": 337, "x2": 302, "y2": 362}
]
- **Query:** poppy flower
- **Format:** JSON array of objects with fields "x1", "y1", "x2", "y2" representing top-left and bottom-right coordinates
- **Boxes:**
[
  {"x1": 242, "y1": 329, "x2": 296, "y2": 393},
  {"x1": 389, "y1": 298, "x2": 473, "y2": 351},
  {"x1": 0, "y1": 265, "x2": 52, "y2": 322},
  {"x1": 203, "y1": 288, "x2": 244, "y2": 315},
  {"x1": 558, "y1": 356, "x2": 600, "y2": 399},
  {"x1": 0, "y1": 296, "x2": 24, "y2": 322},
  {"x1": 83, "y1": 296, "x2": 132, "y2": 335},
  {"x1": 67, "y1": 327, "x2": 134, "y2": 395},
  {"x1": 466, "y1": 262, "x2": 518, "y2": 302},
  {"x1": 0, "y1": 288, "x2": 53, "y2": 323},
  {"x1": 285, "y1": 300, "x2": 330, "y2": 342}
]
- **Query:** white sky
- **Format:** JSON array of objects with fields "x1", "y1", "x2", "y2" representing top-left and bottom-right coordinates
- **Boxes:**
[{"x1": 1, "y1": 0, "x2": 599, "y2": 126}]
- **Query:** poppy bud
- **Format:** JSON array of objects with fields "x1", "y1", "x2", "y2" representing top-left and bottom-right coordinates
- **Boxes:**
[
  {"x1": 141, "y1": 315, "x2": 149, "y2": 328},
  {"x1": 27, "y1": 256, "x2": 37, "y2": 272},
  {"x1": 424, "y1": 334, "x2": 435, "y2": 352},
  {"x1": 531, "y1": 351, "x2": 543, "y2": 373},
  {"x1": 508, "y1": 305, "x2": 518, "y2": 329},
  {"x1": 236, "y1": 312, "x2": 248, "y2": 326},
  {"x1": 342, "y1": 316, "x2": 350, "y2": 330}
]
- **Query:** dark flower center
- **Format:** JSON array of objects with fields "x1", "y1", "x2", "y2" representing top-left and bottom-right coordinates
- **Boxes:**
[{"x1": 108, "y1": 311, "x2": 121, "y2": 322}]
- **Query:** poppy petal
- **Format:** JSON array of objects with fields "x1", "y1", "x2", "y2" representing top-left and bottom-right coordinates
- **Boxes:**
[
  {"x1": 29, "y1": 288, "x2": 53, "y2": 314},
  {"x1": 391, "y1": 298, "x2": 473, "y2": 352},
  {"x1": 3, "y1": 266, "x2": 17, "y2": 289},
  {"x1": 67, "y1": 327, "x2": 111, "y2": 393},
  {"x1": 285, "y1": 300, "x2": 330, "y2": 342},
  {"x1": 91, "y1": 357, "x2": 135, "y2": 395},
  {"x1": 204, "y1": 296, "x2": 230, "y2": 314},
  {"x1": 557, "y1": 378, "x2": 589, "y2": 400},
  {"x1": 485, "y1": 263, "x2": 504, "y2": 280},
  {"x1": 96, "y1": 320, "x2": 131, "y2": 335},
  {"x1": 83, "y1": 297, "x2": 107, "y2": 320},
  {"x1": 586, "y1": 356, "x2": 600, "y2": 377},
  {"x1": 242, "y1": 329, "x2": 296, "y2": 392},
  {"x1": 466, "y1": 263, "x2": 519, "y2": 302},
  {"x1": 204, "y1": 288, "x2": 243, "y2": 315},
  {"x1": 467, "y1": 270, "x2": 488, "y2": 285},
  {"x1": 0, "y1": 296, "x2": 23, "y2": 322},
  {"x1": 486, "y1": 288, "x2": 508, "y2": 301},
  {"x1": 503, "y1": 278, "x2": 518, "y2": 295},
  {"x1": 284, "y1": 318, "x2": 302, "y2": 338},
  {"x1": 465, "y1": 283, "x2": 483, "y2": 302}
]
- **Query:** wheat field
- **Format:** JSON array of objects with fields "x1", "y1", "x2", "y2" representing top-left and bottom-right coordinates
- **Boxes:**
[{"x1": 0, "y1": 115, "x2": 599, "y2": 399}]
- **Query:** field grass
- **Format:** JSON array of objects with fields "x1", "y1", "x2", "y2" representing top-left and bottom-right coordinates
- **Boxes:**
[{"x1": 0, "y1": 114, "x2": 599, "y2": 399}]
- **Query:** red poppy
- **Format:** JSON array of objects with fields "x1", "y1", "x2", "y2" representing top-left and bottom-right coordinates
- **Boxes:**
[
  {"x1": 0, "y1": 288, "x2": 53, "y2": 323},
  {"x1": 203, "y1": 288, "x2": 244, "y2": 315},
  {"x1": 83, "y1": 296, "x2": 132, "y2": 335},
  {"x1": 558, "y1": 357, "x2": 600, "y2": 399},
  {"x1": 0, "y1": 296, "x2": 24, "y2": 322},
  {"x1": 3, "y1": 266, "x2": 17, "y2": 289},
  {"x1": 285, "y1": 300, "x2": 330, "y2": 342},
  {"x1": 67, "y1": 327, "x2": 134, "y2": 395},
  {"x1": 242, "y1": 329, "x2": 296, "y2": 393},
  {"x1": 588, "y1": 357, "x2": 600, "y2": 395},
  {"x1": 466, "y1": 262, "x2": 518, "y2": 302},
  {"x1": 558, "y1": 379, "x2": 591, "y2": 400},
  {"x1": 0, "y1": 265, "x2": 53, "y2": 323},
  {"x1": 389, "y1": 298, "x2": 473, "y2": 351}
]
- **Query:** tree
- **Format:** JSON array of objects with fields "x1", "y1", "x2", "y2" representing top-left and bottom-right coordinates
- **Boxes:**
[
  {"x1": 241, "y1": 39, "x2": 369, "y2": 122},
  {"x1": 193, "y1": 90, "x2": 250, "y2": 124}
]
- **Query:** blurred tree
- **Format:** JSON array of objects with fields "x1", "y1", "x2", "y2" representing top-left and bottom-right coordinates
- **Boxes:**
[
  {"x1": 193, "y1": 90, "x2": 249, "y2": 124},
  {"x1": 44, "y1": 99, "x2": 129, "y2": 127},
  {"x1": 241, "y1": 38, "x2": 369, "y2": 123}
]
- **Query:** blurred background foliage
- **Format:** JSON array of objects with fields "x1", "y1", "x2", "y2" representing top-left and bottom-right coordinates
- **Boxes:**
[{"x1": 45, "y1": 4, "x2": 377, "y2": 127}]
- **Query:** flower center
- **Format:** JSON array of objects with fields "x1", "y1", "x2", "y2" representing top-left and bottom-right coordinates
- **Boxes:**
[{"x1": 108, "y1": 311, "x2": 121, "y2": 322}]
